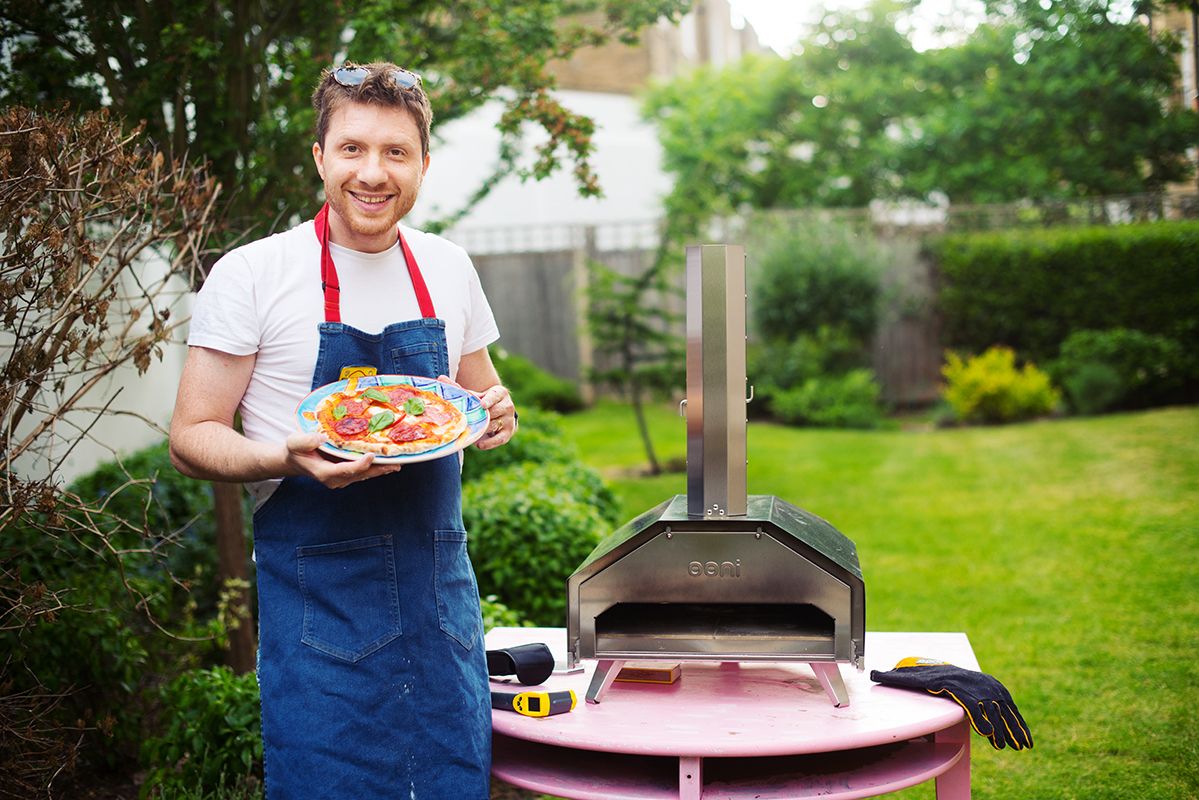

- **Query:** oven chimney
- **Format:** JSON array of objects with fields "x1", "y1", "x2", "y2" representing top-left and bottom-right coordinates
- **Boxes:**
[{"x1": 685, "y1": 244, "x2": 748, "y2": 519}]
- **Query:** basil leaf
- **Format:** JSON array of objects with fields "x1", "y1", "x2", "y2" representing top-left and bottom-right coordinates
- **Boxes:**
[
  {"x1": 367, "y1": 410, "x2": 396, "y2": 433},
  {"x1": 333, "y1": 404, "x2": 348, "y2": 420},
  {"x1": 403, "y1": 397, "x2": 425, "y2": 416},
  {"x1": 363, "y1": 388, "x2": 391, "y2": 404}
]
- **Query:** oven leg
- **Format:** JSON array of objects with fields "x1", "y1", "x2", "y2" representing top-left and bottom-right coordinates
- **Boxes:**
[
  {"x1": 810, "y1": 662, "x2": 850, "y2": 707},
  {"x1": 585, "y1": 659, "x2": 625, "y2": 704}
]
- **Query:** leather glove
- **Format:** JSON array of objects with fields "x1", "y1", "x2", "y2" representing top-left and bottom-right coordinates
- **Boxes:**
[
  {"x1": 486, "y1": 643, "x2": 554, "y2": 686},
  {"x1": 870, "y1": 657, "x2": 1033, "y2": 750}
]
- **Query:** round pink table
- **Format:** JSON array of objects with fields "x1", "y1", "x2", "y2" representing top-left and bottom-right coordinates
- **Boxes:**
[{"x1": 485, "y1": 627, "x2": 977, "y2": 800}]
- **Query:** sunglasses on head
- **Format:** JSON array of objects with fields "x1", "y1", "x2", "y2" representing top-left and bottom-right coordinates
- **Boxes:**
[{"x1": 332, "y1": 65, "x2": 422, "y2": 90}]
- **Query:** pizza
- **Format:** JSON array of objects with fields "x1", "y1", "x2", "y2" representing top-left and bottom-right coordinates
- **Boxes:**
[{"x1": 313, "y1": 379, "x2": 470, "y2": 457}]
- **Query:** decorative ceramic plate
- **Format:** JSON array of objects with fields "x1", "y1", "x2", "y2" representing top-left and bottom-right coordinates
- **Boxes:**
[{"x1": 296, "y1": 374, "x2": 489, "y2": 464}]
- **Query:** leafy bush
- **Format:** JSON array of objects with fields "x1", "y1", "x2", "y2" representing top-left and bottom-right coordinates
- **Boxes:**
[
  {"x1": 1060, "y1": 361, "x2": 1125, "y2": 416},
  {"x1": 768, "y1": 369, "x2": 887, "y2": 429},
  {"x1": 481, "y1": 595, "x2": 528, "y2": 631},
  {"x1": 460, "y1": 409, "x2": 578, "y2": 483},
  {"x1": 751, "y1": 222, "x2": 882, "y2": 345},
  {"x1": 463, "y1": 463, "x2": 609, "y2": 625},
  {"x1": 1051, "y1": 328, "x2": 1190, "y2": 413},
  {"x1": 141, "y1": 667, "x2": 262, "y2": 798},
  {"x1": 933, "y1": 222, "x2": 1199, "y2": 366},
  {"x1": 748, "y1": 326, "x2": 888, "y2": 426},
  {"x1": 749, "y1": 325, "x2": 865, "y2": 394},
  {"x1": 490, "y1": 346, "x2": 584, "y2": 413},
  {"x1": 2, "y1": 441, "x2": 236, "y2": 775},
  {"x1": 746, "y1": 222, "x2": 887, "y2": 427},
  {"x1": 941, "y1": 347, "x2": 1061, "y2": 423},
  {"x1": 67, "y1": 442, "x2": 253, "y2": 614}
]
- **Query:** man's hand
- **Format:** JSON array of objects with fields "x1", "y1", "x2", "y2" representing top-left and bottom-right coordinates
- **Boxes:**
[
  {"x1": 437, "y1": 375, "x2": 517, "y2": 450},
  {"x1": 284, "y1": 432, "x2": 404, "y2": 488},
  {"x1": 474, "y1": 383, "x2": 517, "y2": 450}
]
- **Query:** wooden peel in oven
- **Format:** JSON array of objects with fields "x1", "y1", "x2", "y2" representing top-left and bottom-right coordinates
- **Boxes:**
[{"x1": 615, "y1": 662, "x2": 682, "y2": 685}]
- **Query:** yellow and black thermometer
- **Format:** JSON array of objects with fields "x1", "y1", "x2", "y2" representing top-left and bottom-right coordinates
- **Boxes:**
[{"x1": 491, "y1": 689, "x2": 577, "y2": 718}]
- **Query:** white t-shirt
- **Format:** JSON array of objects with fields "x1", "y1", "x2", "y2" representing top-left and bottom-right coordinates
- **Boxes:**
[{"x1": 188, "y1": 218, "x2": 499, "y2": 504}]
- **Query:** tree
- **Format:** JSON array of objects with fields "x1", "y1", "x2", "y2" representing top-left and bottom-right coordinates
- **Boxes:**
[
  {"x1": 643, "y1": 0, "x2": 927, "y2": 233},
  {"x1": 643, "y1": 0, "x2": 1199, "y2": 229},
  {"x1": 0, "y1": 105, "x2": 221, "y2": 794},
  {"x1": 0, "y1": 0, "x2": 692, "y2": 235},
  {"x1": 905, "y1": 0, "x2": 1199, "y2": 200},
  {"x1": 586, "y1": 250, "x2": 684, "y2": 475}
]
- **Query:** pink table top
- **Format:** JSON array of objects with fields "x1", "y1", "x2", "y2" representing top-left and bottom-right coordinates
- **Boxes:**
[{"x1": 485, "y1": 628, "x2": 978, "y2": 759}]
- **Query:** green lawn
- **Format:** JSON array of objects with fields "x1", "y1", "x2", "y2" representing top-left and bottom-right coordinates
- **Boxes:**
[{"x1": 555, "y1": 401, "x2": 1199, "y2": 800}]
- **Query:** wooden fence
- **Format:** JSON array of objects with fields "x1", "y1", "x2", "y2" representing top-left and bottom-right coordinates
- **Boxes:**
[{"x1": 462, "y1": 193, "x2": 1198, "y2": 409}]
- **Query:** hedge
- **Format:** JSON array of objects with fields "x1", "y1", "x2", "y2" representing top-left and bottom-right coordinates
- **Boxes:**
[{"x1": 932, "y1": 221, "x2": 1199, "y2": 363}]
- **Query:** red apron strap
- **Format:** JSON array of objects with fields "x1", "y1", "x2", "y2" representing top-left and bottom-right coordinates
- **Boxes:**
[
  {"x1": 399, "y1": 231, "x2": 436, "y2": 319},
  {"x1": 314, "y1": 204, "x2": 341, "y2": 324},
  {"x1": 312, "y1": 202, "x2": 436, "y2": 323}
]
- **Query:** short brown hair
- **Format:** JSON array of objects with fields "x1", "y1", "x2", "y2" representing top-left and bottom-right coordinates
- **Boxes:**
[{"x1": 312, "y1": 62, "x2": 433, "y2": 156}]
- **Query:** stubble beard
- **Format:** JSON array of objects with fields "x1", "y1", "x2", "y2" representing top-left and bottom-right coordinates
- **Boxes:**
[{"x1": 326, "y1": 179, "x2": 421, "y2": 248}]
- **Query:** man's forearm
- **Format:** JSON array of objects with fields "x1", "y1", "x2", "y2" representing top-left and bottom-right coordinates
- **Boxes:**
[{"x1": 169, "y1": 420, "x2": 291, "y2": 483}]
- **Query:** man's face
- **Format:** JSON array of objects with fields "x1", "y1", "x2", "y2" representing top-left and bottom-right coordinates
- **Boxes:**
[{"x1": 312, "y1": 101, "x2": 430, "y2": 253}]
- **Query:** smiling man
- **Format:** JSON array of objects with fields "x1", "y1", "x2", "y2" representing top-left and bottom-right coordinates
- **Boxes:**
[{"x1": 169, "y1": 62, "x2": 515, "y2": 799}]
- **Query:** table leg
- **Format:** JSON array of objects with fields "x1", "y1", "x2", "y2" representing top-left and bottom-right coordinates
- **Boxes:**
[
  {"x1": 585, "y1": 659, "x2": 625, "y2": 704},
  {"x1": 935, "y1": 718, "x2": 971, "y2": 800},
  {"x1": 679, "y1": 755, "x2": 702, "y2": 800}
]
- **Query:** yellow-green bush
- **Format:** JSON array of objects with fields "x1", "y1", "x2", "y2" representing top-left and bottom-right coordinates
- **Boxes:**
[{"x1": 941, "y1": 347, "x2": 1060, "y2": 423}]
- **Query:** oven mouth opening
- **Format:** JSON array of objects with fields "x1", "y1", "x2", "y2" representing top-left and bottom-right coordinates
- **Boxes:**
[{"x1": 595, "y1": 602, "x2": 835, "y2": 643}]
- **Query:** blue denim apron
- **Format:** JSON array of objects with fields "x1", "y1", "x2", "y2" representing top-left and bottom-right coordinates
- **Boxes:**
[{"x1": 252, "y1": 205, "x2": 490, "y2": 799}]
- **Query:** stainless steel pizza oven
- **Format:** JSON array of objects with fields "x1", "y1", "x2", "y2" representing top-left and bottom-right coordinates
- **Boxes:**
[{"x1": 566, "y1": 245, "x2": 865, "y2": 706}]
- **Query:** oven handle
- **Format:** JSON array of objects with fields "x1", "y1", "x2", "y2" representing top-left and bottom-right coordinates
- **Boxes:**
[{"x1": 679, "y1": 385, "x2": 754, "y2": 417}]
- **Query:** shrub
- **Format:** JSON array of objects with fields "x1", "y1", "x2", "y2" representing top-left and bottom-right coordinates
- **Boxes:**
[
  {"x1": 67, "y1": 442, "x2": 253, "y2": 615},
  {"x1": 490, "y1": 346, "x2": 584, "y2": 413},
  {"x1": 749, "y1": 325, "x2": 865, "y2": 394},
  {"x1": 748, "y1": 327, "x2": 887, "y2": 425},
  {"x1": 2, "y1": 441, "x2": 234, "y2": 775},
  {"x1": 480, "y1": 595, "x2": 528, "y2": 631},
  {"x1": 1061, "y1": 362, "x2": 1125, "y2": 416},
  {"x1": 933, "y1": 222, "x2": 1199, "y2": 365},
  {"x1": 751, "y1": 222, "x2": 882, "y2": 345},
  {"x1": 460, "y1": 409, "x2": 578, "y2": 483},
  {"x1": 1051, "y1": 328, "x2": 1189, "y2": 413},
  {"x1": 768, "y1": 369, "x2": 887, "y2": 429},
  {"x1": 141, "y1": 667, "x2": 262, "y2": 798},
  {"x1": 463, "y1": 463, "x2": 610, "y2": 625},
  {"x1": 941, "y1": 347, "x2": 1061, "y2": 424}
]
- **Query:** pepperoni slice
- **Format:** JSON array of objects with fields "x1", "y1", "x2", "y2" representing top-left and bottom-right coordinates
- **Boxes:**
[
  {"x1": 333, "y1": 416, "x2": 370, "y2": 438},
  {"x1": 388, "y1": 421, "x2": 429, "y2": 443},
  {"x1": 340, "y1": 399, "x2": 368, "y2": 416},
  {"x1": 387, "y1": 386, "x2": 419, "y2": 404},
  {"x1": 422, "y1": 404, "x2": 453, "y2": 424}
]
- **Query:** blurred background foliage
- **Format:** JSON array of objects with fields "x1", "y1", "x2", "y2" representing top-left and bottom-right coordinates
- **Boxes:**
[
  {"x1": 644, "y1": 0, "x2": 1199, "y2": 239},
  {"x1": 0, "y1": 0, "x2": 692, "y2": 239}
]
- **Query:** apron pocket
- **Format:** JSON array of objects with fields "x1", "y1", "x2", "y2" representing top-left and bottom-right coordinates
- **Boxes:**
[
  {"x1": 296, "y1": 534, "x2": 402, "y2": 662},
  {"x1": 433, "y1": 529, "x2": 482, "y2": 651},
  {"x1": 390, "y1": 338, "x2": 443, "y2": 376},
  {"x1": 390, "y1": 340, "x2": 447, "y2": 378}
]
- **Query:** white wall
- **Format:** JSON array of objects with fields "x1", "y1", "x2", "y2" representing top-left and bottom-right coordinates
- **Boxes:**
[
  {"x1": 409, "y1": 90, "x2": 671, "y2": 237},
  {"x1": 9, "y1": 268, "x2": 193, "y2": 485}
]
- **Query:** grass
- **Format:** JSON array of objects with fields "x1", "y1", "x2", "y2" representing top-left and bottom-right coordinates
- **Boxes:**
[{"x1": 554, "y1": 400, "x2": 1199, "y2": 800}]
